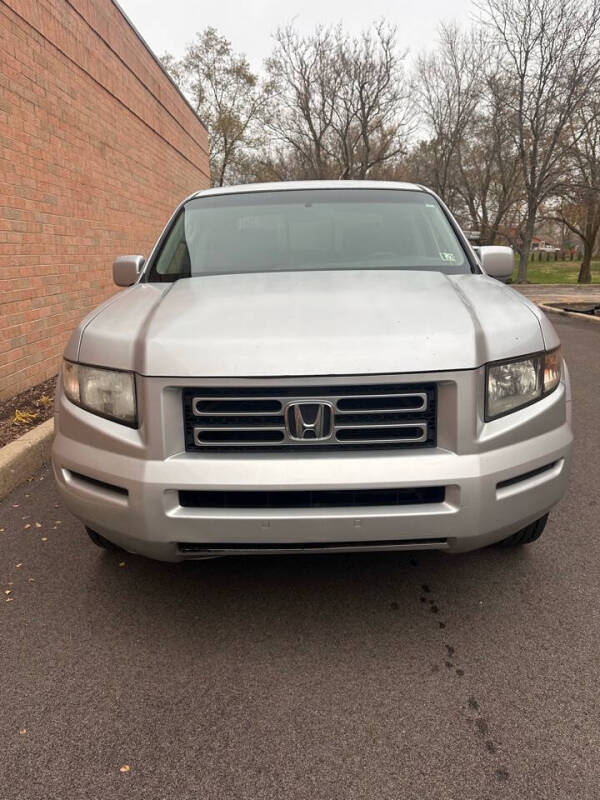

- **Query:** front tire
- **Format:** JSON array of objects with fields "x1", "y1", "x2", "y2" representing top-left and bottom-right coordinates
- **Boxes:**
[
  {"x1": 496, "y1": 514, "x2": 548, "y2": 548},
  {"x1": 85, "y1": 526, "x2": 122, "y2": 552}
]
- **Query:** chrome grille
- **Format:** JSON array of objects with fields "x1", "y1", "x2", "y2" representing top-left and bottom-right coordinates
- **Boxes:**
[{"x1": 183, "y1": 383, "x2": 436, "y2": 452}]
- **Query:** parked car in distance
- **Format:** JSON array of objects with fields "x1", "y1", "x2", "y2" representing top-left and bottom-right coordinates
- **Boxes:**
[{"x1": 52, "y1": 181, "x2": 573, "y2": 561}]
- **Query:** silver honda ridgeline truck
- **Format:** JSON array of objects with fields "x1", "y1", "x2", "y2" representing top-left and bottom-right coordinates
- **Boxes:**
[{"x1": 52, "y1": 182, "x2": 573, "y2": 561}]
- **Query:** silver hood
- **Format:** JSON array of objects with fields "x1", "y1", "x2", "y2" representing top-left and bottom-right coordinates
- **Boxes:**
[{"x1": 75, "y1": 270, "x2": 548, "y2": 377}]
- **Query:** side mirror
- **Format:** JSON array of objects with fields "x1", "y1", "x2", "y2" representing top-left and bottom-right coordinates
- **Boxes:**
[
  {"x1": 478, "y1": 246, "x2": 514, "y2": 282},
  {"x1": 113, "y1": 255, "x2": 144, "y2": 287}
]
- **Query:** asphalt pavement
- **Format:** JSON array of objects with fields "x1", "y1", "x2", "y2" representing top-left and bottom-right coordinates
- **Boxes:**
[{"x1": 1, "y1": 315, "x2": 598, "y2": 800}]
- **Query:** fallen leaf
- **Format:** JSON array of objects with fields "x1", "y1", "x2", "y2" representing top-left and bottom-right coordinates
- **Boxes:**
[
  {"x1": 120, "y1": 765, "x2": 130, "y2": 773},
  {"x1": 13, "y1": 409, "x2": 38, "y2": 425}
]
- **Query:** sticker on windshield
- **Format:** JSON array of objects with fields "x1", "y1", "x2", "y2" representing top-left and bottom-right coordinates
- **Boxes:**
[{"x1": 439, "y1": 251, "x2": 457, "y2": 263}]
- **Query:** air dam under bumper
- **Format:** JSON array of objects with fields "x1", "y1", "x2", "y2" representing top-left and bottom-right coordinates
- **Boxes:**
[{"x1": 52, "y1": 421, "x2": 572, "y2": 562}]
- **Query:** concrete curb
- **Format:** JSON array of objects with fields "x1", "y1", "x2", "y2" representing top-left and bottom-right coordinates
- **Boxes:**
[
  {"x1": 0, "y1": 418, "x2": 54, "y2": 501},
  {"x1": 539, "y1": 303, "x2": 600, "y2": 324}
]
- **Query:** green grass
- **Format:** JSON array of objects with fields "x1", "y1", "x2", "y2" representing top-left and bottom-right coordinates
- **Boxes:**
[{"x1": 511, "y1": 259, "x2": 600, "y2": 284}]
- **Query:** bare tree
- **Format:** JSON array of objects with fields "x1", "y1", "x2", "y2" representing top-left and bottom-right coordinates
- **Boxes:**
[
  {"x1": 453, "y1": 70, "x2": 524, "y2": 244},
  {"x1": 265, "y1": 25, "x2": 342, "y2": 179},
  {"x1": 330, "y1": 24, "x2": 412, "y2": 178},
  {"x1": 264, "y1": 23, "x2": 412, "y2": 180},
  {"x1": 162, "y1": 29, "x2": 271, "y2": 186},
  {"x1": 414, "y1": 24, "x2": 485, "y2": 206},
  {"x1": 412, "y1": 26, "x2": 524, "y2": 244},
  {"x1": 554, "y1": 101, "x2": 600, "y2": 282},
  {"x1": 478, "y1": 0, "x2": 600, "y2": 281}
]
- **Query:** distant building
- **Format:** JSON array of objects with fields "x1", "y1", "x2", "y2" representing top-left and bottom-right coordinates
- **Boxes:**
[{"x1": 0, "y1": 0, "x2": 210, "y2": 399}]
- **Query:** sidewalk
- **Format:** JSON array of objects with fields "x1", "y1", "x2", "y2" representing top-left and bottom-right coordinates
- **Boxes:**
[{"x1": 512, "y1": 284, "x2": 600, "y2": 304}]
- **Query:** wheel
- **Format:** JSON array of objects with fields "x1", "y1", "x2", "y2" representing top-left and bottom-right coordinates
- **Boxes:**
[
  {"x1": 85, "y1": 526, "x2": 122, "y2": 551},
  {"x1": 496, "y1": 514, "x2": 549, "y2": 548}
]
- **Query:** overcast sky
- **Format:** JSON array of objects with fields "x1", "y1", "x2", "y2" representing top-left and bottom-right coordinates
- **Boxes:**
[{"x1": 117, "y1": 0, "x2": 475, "y2": 69}]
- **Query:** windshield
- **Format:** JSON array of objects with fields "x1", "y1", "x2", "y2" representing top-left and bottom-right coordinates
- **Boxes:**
[{"x1": 148, "y1": 188, "x2": 471, "y2": 281}]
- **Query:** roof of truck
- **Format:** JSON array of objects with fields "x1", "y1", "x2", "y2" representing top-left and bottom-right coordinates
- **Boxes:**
[{"x1": 191, "y1": 180, "x2": 425, "y2": 199}]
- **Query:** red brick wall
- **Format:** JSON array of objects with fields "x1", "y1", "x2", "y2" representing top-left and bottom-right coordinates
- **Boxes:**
[{"x1": 0, "y1": 0, "x2": 210, "y2": 399}]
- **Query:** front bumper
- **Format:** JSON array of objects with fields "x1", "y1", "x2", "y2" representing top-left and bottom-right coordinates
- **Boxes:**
[{"x1": 52, "y1": 371, "x2": 573, "y2": 561}]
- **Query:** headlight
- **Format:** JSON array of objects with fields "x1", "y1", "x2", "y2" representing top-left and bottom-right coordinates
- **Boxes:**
[
  {"x1": 62, "y1": 360, "x2": 137, "y2": 426},
  {"x1": 485, "y1": 347, "x2": 561, "y2": 420}
]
